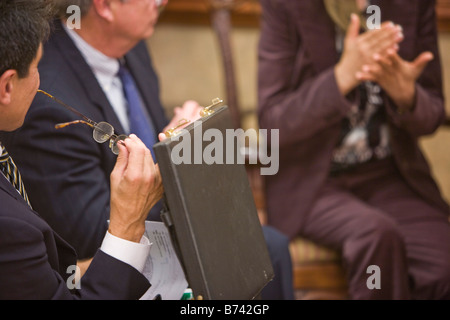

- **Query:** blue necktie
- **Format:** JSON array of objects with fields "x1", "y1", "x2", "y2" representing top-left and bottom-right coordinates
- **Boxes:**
[{"x1": 117, "y1": 63, "x2": 157, "y2": 159}]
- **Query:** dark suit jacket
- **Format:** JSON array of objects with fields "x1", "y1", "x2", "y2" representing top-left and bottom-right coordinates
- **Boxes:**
[
  {"x1": 0, "y1": 21, "x2": 169, "y2": 259},
  {"x1": 0, "y1": 173, "x2": 150, "y2": 299},
  {"x1": 258, "y1": 0, "x2": 450, "y2": 238}
]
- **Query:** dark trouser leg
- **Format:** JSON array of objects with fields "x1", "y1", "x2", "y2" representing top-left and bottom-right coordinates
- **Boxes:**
[{"x1": 260, "y1": 225, "x2": 295, "y2": 300}]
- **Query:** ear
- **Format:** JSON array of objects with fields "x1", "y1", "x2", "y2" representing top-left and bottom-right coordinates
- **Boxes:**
[
  {"x1": 92, "y1": 0, "x2": 115, "y2": 22},
  {"x1": 0, "y1": 70, "x2": 17, "y2": 106}
]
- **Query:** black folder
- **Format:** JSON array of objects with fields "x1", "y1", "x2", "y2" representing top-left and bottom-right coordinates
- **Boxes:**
[{"x1": 154, "y1": 106, "x2": 274, "y2": 300}]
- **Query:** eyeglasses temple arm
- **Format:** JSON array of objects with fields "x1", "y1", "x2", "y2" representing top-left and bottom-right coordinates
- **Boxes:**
[{"x1": 37, "y1": 90, "x2": 97, "y2": 127}]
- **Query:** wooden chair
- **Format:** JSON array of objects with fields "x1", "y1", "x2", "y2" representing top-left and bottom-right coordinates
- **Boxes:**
[{"x1": 208, "y1": 0, "x2": 348, "y2": 299}]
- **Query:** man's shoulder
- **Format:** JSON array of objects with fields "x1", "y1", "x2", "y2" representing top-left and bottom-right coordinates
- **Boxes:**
[{"x1": 0, "y1": 185, "x2": 51, "y2": 235}]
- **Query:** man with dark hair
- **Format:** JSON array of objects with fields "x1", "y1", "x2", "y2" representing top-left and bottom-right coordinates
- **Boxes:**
[
  {"x1": 0, "y1": 0, "x2": 163, "y2": 299},
  {"x1": 0, "y1": 1, "x2": 50, "y2": 78}
]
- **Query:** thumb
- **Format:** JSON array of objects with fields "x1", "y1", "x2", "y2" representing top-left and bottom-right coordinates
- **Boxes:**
[
  {"x1": 412, "y1": 51, "x2": 434, "y2": 74},
  {"x1": 346, "y1": 14, "x2": 361, "y2": 40},
  {"x1": 158, "y1": 132, "x2": 167, "y2": 142}
]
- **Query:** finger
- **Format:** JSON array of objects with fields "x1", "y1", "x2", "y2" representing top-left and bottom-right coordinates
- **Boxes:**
[
  {"x1": 152, "y1": 163, "x2": 162, "y2": 189},
  {"x1": 152, "y1": 163, "x2": 164, "y2": 199},
  {"x1": 123, "y1": 134, "x2": 147, "y2": 178},
  {"x1": 141, "y1": 144, "x2": 154, "y2": 193},
  {"x1": 173, "y1": 107, "x2": 181, "y2": 115},
  {"x1": 364, "y1": 24, "x2": 403, "y2": 53},
  {"x1": 373, "y1": 52, "x2": 393, "y2": 69},
  {"x1": 356, "y1": 63, "x2": 382, "y2": 82},
  {"x1": 346, "y1": 14, "x2": 361, "y2": 40},
  {"x1": 362, "y1": 63, "x2": 382, "y2": 75},
  {"x1": 158, "y1": 132, "x2": 167, "y2": 142},
  {"x1": 181, "y1": 100, "x2": 202, "y2": 121},
  {"x1": 412, "y1": 51, "x2": 434, "y2": 74},
  {"x1": 383, "y1": 48, "x2": 402, "y2": 68},
  {"x1": 355, "y1": 70, "x2": 376, "y2": 83}
]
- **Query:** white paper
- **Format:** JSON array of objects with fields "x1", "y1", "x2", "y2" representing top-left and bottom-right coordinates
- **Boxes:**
[{"x1": 140, "y1": 221, "x2": 188, "y2": 300}]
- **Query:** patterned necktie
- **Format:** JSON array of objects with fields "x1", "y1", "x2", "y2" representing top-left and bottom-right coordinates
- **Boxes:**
[
  {"x1": 0, "y1": 144, "x2": 32, "y2": 208},
  {"x1": 117, "y1": 62, "x2": 157, "y2": 160}
]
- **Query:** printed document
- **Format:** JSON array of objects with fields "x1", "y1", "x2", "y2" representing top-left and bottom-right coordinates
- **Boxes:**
[{"x1": 140, "y1": 221, "x2": 188, "y2": 300}]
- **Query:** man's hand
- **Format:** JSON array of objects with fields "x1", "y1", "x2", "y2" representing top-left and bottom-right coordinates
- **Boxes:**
[
  {"x1": 108, "y1": 134, "x2": 163, "y2": 242},
  {"x1": 356, "y1": 49, "x2": 434, "y2": 112},
  {"x1": 158, "y1": 100, "x2": 203, "y2": 141},
  {"x1": 335, "y1": 14, "x2": 404, "y2": 95}
]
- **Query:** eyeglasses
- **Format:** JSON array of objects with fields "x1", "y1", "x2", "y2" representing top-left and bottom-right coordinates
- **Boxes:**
[{"x1": 37, "y1": 90, "x2": 128, "y2": 155}]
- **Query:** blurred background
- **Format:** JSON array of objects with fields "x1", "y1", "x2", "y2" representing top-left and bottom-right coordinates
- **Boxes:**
[{"x1": 147, "y1": 0, "x2": 450, "y2": 202}]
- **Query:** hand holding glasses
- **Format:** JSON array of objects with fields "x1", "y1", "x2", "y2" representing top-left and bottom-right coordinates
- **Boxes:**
[
  {"x1": 38, "y1": 90, "x2": 224, "y2": 152},
  {"x1": 37, "y1": 90, "x2": 128, "y2": 155}
]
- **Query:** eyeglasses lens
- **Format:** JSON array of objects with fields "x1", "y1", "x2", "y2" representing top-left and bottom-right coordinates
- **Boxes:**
[
  {"x1": 110, "y1": 134, "x2": 129, "y2": 155},
  {"x1": 93, "y1": 122, "x2": 114, "y2": 143}
]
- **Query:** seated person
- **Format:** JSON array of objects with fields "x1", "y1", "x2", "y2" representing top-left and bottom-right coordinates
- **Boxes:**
[{"x1": 258, "y1": 0, "x2": 450, "y2": 299}]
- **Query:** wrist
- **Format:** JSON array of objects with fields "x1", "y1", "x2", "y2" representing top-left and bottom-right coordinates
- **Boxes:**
[
  {"x1": 335, "y1": 63, "x2": 360, "y2": 96},
  {"x1": 391, "y1": 83, "x2": 416, "y2": 113},
  {"x1": 108, "y1": 221, "x2": 145, "y2": 243}
]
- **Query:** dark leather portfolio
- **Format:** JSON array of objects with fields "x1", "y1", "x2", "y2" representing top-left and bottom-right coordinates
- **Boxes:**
[{"x1": 154, "y1": 106, "x2": 274, "y2": 300}]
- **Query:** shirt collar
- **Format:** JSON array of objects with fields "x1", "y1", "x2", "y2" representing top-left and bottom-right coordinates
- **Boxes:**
[{"x1": 63, "y1": 24, "x2": 120, "y2": 87}]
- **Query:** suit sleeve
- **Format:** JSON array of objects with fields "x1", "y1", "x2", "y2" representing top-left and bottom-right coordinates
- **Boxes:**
[
  {"x1": 385, "y1": 0, "x2": 445, "y2": 137},
  {"x1": 8, "y1": 94, "x2": 112, "y2": 259},
  {"x1": 257, "y1": 0, "x2": 353, "y2": 149},
  {"x1": 0, "y1": 217, "x2": 150, "y2": 300}
]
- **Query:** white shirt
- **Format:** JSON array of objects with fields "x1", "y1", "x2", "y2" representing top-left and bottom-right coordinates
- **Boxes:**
[
  {"x1": 63, "y1": 24, "x2": 130, "y2": 133},
  {"x1": 101, "y1": 231, "x2": 151, "y2": 273}
]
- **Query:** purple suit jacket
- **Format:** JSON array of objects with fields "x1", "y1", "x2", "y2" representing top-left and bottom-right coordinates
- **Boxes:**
[{"x1": 258, "y1": 0, "x2": 449, "y2": 238}]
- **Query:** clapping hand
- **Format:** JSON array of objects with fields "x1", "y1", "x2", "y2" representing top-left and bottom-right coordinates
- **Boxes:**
[{"x1": 356, "y1": 49, "x2": 434, "y2": 112}]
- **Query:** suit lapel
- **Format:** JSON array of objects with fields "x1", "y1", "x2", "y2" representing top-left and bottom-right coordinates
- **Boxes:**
[
  {"x1": 51, "y1": 21, "x2": 125, "y2": 135},
  {"x1": 0, "y1": 173, "x2": 23, "y2": 204},
  {"x1": 0, "y1": 172, "x2": 41, "y2": 217}
]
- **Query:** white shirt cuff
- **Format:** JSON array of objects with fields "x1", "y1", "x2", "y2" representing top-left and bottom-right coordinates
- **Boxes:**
[{"x1": 100, "y1": 231, "x2": 151, "y2": 273}]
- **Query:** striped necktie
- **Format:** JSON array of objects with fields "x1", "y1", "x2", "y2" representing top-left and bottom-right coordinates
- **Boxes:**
[{"x1": 0, "y1": 144, "x2": 32, "y2": 208}]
